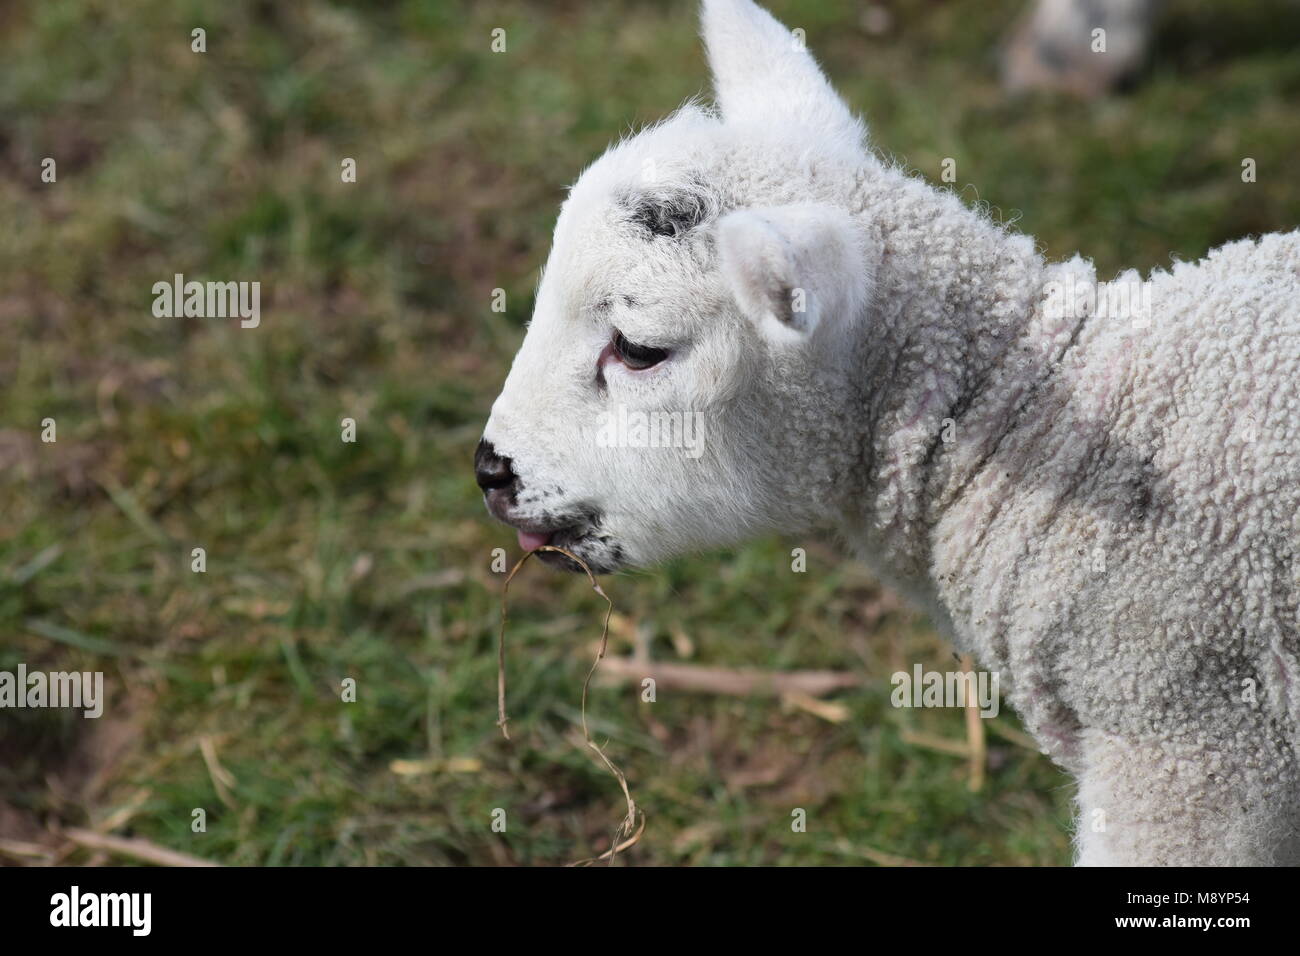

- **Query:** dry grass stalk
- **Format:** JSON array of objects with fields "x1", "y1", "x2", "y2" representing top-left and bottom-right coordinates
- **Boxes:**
[
  {"x1": 594, "y1": 657, "x2": 862, "y2": 697},
  {"x1": 962, "y1": 655, "x2": 987, "y2": 792},
  {"x1": 497, "y1": 545, "x2": 643, "y2": 865},
  {"x1": 62, "y1": 828, "x2": 221, "y2": 867},
  {"x1": 900, "y1": 729, "x2": 971, "y2": 758}
]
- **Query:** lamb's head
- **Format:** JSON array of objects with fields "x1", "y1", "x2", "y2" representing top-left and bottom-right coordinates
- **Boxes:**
[{"x1": 477, "y1": 0, "x2": 879, "y2": 573}]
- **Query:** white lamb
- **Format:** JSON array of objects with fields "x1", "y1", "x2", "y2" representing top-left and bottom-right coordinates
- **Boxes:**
[{"x1": 475, "y1": 0, "x2": 1300, "y2": 865}]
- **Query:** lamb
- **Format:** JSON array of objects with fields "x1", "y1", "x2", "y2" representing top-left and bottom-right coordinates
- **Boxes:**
[{"x1": 475, "y1": 0, "x2": 1300, "y2": 865}]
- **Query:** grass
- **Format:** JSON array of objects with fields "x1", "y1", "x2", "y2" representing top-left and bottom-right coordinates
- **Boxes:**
[{"x1": 1, "y1": 0, "x2": 1297, "y2": 866}]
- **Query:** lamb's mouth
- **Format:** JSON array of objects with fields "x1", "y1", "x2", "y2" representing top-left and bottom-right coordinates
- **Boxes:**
[{"x1": 511, "y1": 518, "x2": 621, "y2": 575}]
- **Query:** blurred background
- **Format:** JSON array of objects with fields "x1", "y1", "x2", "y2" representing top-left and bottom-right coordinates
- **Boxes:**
[{"x1": 2, "y1": 0, "x2": 1298, "y2": 866}]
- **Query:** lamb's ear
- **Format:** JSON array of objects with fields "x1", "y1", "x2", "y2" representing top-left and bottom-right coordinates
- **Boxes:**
[
  {"x1": 702, "y1": 0, "x2": 863, "y2": 146},
  {"x1": 717, "y1": 204, "x2": 870, "y2": 345}
]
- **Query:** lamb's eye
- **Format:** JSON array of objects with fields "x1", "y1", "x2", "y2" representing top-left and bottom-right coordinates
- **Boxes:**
[{"x1": 612, "y1": 330, "x2": 669, "y2": 370}]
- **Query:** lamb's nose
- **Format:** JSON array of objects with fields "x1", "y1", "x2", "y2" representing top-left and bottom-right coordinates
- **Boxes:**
[{"x1": 474, "y1": 438, "x2": 517, "y2": 493}]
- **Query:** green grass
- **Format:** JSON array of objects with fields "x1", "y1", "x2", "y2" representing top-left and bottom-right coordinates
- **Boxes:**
[{"x1": 1, "y1": 0, "x2": 1297, "y2": 866}]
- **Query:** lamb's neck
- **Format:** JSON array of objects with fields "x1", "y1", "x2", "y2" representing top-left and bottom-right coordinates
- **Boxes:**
[{"x1": 840, "y1": 164, "x2": 1085, "y2": 588}]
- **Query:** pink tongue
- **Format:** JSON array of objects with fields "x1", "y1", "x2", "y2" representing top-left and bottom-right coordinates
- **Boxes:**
[{"x1": 517, "y1": 530, "x2": 553, "y2": 551}]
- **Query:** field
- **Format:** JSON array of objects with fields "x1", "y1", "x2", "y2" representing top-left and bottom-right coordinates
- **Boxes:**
[{"x1": 3, "y1": 0, "x2": 1299, "y2": 866}]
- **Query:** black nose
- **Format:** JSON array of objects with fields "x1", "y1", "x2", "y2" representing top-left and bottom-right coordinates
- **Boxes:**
[{"x1": 474, "y1": 439, "x2": 518, "y2": 493}]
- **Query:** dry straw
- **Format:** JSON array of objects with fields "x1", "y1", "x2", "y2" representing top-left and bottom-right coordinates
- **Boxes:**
[{"x1": 496, "y1": 545, "x2": 644, "y2": 865}]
